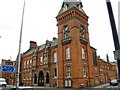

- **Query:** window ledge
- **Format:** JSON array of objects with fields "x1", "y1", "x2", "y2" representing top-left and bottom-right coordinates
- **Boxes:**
[
  {"x1": 61, "y1": 37, "x2": 71, "y2": 45},
  {"x1": 80, "y1": 36, "x2": 88, "y2": 45}
]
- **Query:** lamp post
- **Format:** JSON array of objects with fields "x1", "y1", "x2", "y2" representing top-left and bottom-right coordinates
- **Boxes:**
[
  {"x1": 106, "y1": 0, "x2": 120, "y2": 81},
  {"x1": 16, "y1": 0, "x2": 26, "y2": 89}
]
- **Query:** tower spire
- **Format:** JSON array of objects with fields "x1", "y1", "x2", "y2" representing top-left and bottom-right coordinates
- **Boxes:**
[{"x1": 58, "y1": 0, "x2": 84, "y2": 16}]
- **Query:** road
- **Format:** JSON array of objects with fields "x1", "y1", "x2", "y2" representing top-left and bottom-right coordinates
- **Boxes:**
[
  {"x1": 0, "y1": 85, "x2": 120, "y2": 90},
  {"x1": 106, "y1": 85, "x2": 120, "y2": 89}
]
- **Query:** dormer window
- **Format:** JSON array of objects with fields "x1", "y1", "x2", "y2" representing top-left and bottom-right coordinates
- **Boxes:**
[
  {"x1": 77, "y1": 3, "x2": 83, "y2": 11},
  {"x1": 63, "y1": 25, "x2": 70, "y2": 38},
  {"x1": 63, "y1": 4, "x2": 68, "y2": 12}
]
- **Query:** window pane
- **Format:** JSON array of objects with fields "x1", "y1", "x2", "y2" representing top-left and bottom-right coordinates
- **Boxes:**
[
  {"x1": 63, "y1": 25, "x2": 70, "y2": 38},
  {"x1": 83, "y1": 66, "x2": 86, "y2": 77},
  {"x1": 54, "y1": 52, "x2": 57, "y2": 63},
  {"x1": 44, "y1": 56, "x2": 47, "y2": 64},
  {"x1": 24, "y1": 61, "x2": 26, "y2": 68},
  {"x1": 66, "y1": 48, "x2": 70, "y2": 59},
  {"x1": 40, "y1": 56, "x2": 43, "y2": 65},
  {"x1": 67, "y1": 66, "x2": 70, "y2": 77},
  {"x1": 68, "y1": 80, "x2": 71, "y2": 87},
  {"x1": 82, "y1": 48, "x2": 85, "y2": 59},
  {"x1": 54, "y1": 68, "x2": 57, "y2": 77}
]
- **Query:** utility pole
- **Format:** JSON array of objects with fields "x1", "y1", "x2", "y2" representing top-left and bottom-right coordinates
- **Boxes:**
[
  {"x1": 106, "y1": 0, "x2": 120, "y2": 81},
  {"x1": 119, "y1": 2, "x2": 120, "y2": 45},
  {"x1": 16, "y1": 0, "x2": 26, "y2": 89}
]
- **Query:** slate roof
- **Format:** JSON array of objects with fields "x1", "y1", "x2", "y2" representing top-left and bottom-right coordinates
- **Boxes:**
[
  {"x1": 38, "y1": 38, "x2": 58, "y2": 51},
  {"x1": 23, "y1": 48, "x2": 35, "y2": 57},
  {"x1": 50, "y1": 38, "x2": 58, "y2": 47},
  {"x1": 23, "y1": 38, "x2": 58, "y2": 57},
  {"x1": 58, "y1": 0, "x2": 85, "y2": 16}
]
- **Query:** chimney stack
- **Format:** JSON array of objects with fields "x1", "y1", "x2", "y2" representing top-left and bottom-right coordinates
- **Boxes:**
[
  {"x1": 30, "y1": 41, "x2": 37, "y2": 49},
  {"x1": 53, "y1": 37, "x2": 57, "y2": 40}
]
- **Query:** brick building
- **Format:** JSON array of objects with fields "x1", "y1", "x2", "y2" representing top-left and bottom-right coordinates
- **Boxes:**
[
  {"x1": 1, "y1": 59, "x2": 16, "y2": 85},
  {"x1": 20, "y1": 0, "x2": 117, "y2": 88}
]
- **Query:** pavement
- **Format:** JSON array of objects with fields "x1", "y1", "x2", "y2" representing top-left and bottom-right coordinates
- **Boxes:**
[
  {"x1": 90, "y1": 83, "x2": 110, "y2": 88},
  {"x1": 3, "y1": 83, "x2": 110, "y2": 90}
]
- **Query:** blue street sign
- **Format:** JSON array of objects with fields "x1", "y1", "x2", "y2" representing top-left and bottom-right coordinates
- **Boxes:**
[{"x1": 2, "y1": 65, "x2": 15, "y2": 72}]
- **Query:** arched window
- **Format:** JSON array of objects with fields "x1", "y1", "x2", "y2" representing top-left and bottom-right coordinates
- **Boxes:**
[
  {"x1": 40, "y1": 56, "x2": 43, "y2": 65},
  {"x1": 34, "y1": 73, "x2": 37, "y2": 84},
  {"x1": 66, "y1": 48, "x2": 70, "y2": 60},
  {"x1": 82, "y1": 48, "x2": 85, "y2": 59},
  {"x1": 80, "y1": 26, "x2": 85, "y2": 38},
  {"x1": 63, "y1": 25, "x2": 70, "y2": 38},
  {"x1": 54, "y1": 52, "x2": 57, "y2": 63}
]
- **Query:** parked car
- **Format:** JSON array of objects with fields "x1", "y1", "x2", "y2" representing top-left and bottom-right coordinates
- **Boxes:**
[
  {"x1": 110, "y1": 79, "x2": 119, "y2": 86},
  {"x1": 0, "y1": 78, "x2": 7, "y2": 87}
]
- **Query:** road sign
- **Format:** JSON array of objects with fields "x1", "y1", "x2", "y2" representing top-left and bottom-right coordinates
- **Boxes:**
[
  {"x1": 114, "y1": 50, "x2": 120, "y2": 60},
  {"x1": 2, "y1": 65, "x2": 15, "y2": 72}
]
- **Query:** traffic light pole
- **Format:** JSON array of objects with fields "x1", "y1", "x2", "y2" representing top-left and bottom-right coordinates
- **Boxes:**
[{"x1": 106, "y1": 0, "x2": 120, "y2": 81}]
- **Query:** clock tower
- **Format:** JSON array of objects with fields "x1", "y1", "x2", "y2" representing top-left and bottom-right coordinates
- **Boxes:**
[{"x1": 56, "y1": 0, "x2": 94, "y2": 88}]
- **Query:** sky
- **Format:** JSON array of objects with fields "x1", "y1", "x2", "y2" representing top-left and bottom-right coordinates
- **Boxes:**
[{"x1": 0, "y1": 0, "x2": 119, "y2": 62}]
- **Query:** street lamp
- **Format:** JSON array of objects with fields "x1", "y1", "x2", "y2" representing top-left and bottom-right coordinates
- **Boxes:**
[
  {"x1": 106, "y1": 0, "x2": 120, "y2": 81},
  {"x1": 16, "y1": 0, "x2": 26, "y2": 89}
]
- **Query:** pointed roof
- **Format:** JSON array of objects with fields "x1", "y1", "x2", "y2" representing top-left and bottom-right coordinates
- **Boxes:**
[
  {"x1": 58, "y1": 0, "x2": 85, "y2": 16},
  {"x1": 64, "y1": 0, "x2": 81, "y2": 2}
]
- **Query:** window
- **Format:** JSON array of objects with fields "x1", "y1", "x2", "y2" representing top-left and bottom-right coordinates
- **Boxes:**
[
  {"x1": 29, "y1": 72, "x2": 31, "y2": 80},
  {"x1": 33, "y1": 60, "x2": 36, "y2": 67},
  {"x1": 77, "y1": 4, "x2": 83, "y2": 11},
  {"x1": 40, "y1": 56, "x2": 43, "y2": 65},
  {"x1": 63, "y1": 4, "x2": 68, "y2": 12},
  {"x1": 83, "y1": 66, "x2": 86, "y2": 77},
  {"x1": 24, "y1": 61, "x2": 26, "y2": 68},
  {"x1": 65, "y1": 80, "x2": 71, "y2": 87},
  {"x1": 54, "y1": 68, "x2": 57, "y2": 78},
  {"x1": 27, "y1": 60, "x2": 29, "y2": 68},
  {"x1": 54, "y1": 52, "x2": 57, "y2": 63},
  {"x1": 34, "y1": 73, "x2": 37, "y2": 84},
  {"x1": 66, "y1": 48, "x2": 70, "y2": 60},
  {"x1": 24, "y1": 72, "x2": 26, "y2": 80},
  {"x1": 92, "y1": 51, "x2": 98, "y2": 66},
  {"x1": 82, "y1": 48, "x2": 85, "y2": 59},
  {"x1": 44, "y1": 55, "x2": 47, "y2": 64},
  {"x1": 94, "y1": 76, "x2": 98, "y2": 82},
  {"x1": 66, "y1": 65, "x2": 71, "y2": 77},
  {"x1": 63, "y1": 25, "x2": 70, "y2": 38},
  {"x1": 80, "y1": 26, "x2": 85, "y2": 38},
  {"x1": 30, "y1": 59, "x2": 32, "y2": 67},
  {"x1": 46, "y1": 72, "x2": 49, "y2": 84}
]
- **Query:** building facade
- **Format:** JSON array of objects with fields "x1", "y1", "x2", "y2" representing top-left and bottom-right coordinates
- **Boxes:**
[
  {"x1": 20, "y1": 0, "x2": 117, "y2": 88},
  {"x1": 1, "y1": 59, "x2": 16, "y2": 85}
]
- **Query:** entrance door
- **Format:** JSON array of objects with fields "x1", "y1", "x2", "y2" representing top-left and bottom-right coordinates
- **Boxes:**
[{"x1": 38, "y1": 71, "x2": 44, "y2": 86}]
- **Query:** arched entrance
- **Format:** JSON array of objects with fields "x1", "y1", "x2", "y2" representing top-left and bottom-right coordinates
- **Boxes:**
[{"x1": 38, "y1": 71, "x2": 44, "y2": 86}]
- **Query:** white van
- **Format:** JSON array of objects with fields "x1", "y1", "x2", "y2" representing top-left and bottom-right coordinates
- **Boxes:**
[{"x1": 0, "y1": 78, "x2": 7, "y2": 87}]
